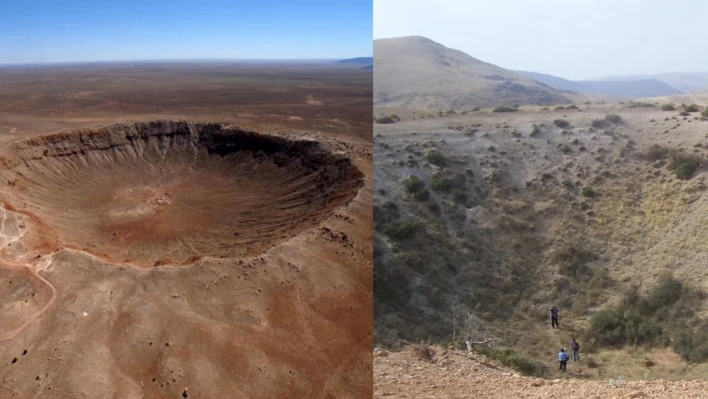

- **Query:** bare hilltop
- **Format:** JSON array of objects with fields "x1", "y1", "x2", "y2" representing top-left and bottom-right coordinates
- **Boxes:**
[{"x1": 374, "y1": 36, "x2": 570, "y2": 110}]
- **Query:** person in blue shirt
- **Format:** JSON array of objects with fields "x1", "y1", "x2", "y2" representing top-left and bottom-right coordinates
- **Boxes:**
[{"x1": 558, "y1": 348, "x2": 568, "y2": 372}]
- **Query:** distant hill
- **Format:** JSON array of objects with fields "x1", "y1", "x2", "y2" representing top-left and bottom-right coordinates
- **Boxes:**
[
  {"x1": 517, "y1": 71, "x2": 682, "y2": 98},
  {"x1": 336, "y1": 57, "x2": 373, "y2": 65},
  {"x1": 593, "y1": 72, "x2": 708, "y2": 93},
  {"x1": 516, "y1": 71, "x2": 585, "y2": 92},
  {"x1": 374, "y1": 36, "x2": 568, "y2": 109}
]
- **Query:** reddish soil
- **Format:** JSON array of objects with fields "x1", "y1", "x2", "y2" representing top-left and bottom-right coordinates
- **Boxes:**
[{"x1": 0, "y1": 63, "x2": 372, "y2": 398}]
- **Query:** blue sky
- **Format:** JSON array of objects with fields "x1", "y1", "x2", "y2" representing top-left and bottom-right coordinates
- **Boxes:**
[
  {"x1": 0, "y1": 0, "x2": 372, "y2": 64},
  {"x1": 375, "y1": 0, "x2": 708, "y2": 80}
]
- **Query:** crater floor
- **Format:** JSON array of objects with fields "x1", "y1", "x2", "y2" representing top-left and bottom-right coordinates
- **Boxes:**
[{"x1": 0, "y1": 121, "x2": 363, "y2": 266}]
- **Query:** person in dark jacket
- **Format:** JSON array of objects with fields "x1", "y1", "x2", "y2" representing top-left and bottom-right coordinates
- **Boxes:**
[
  {"x1": 570, "y1": 338, "x2": 580, "y2": 362},
  {"x1": 558, "y1": 348, "x2": 568, "y2": 372},
  {"x1": 550, "y1": 305, "x2": 559, "y2": 329}
]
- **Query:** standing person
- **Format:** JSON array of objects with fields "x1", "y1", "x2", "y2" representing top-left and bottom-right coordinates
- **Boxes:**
[
  {"x1": 558, "y1": 348, "x2": 568, "y2": 372},
  {"x1": 550, "y1": 305, "x2": 559, "y2": 329},
  {"x1": 570, "y1": 338, "x2": 580, "y2": 362}
]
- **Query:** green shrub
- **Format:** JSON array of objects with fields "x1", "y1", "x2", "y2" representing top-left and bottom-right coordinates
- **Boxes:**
[
  {"x1": 553, "y1": 119, "x2": 570, "y2": 128},
  {"x1": 425, "y1": 149, "x2": 446, "y2": 167},
  {"x1": 676, "y1": 161, "x2": 697, "y2": 179},
  {"x1": 661, "y1": 104, "x2": 675, "y2": 111},
  {"x1": 605, "y1": 114, "x2": 623, "y2": 124},
  {"x1": 566, "y1": 104, "x2": 579, "y2": 110},
  {"x1": 702, "y1": 108, "x2": 708, "y2": 118},
  {"x1": 383, "y1": 219, "x2": 423, "y2": 239},
  {"x1": 581, "y1": 187, "x2": 596, "y2": 198},
  {"x1": 474, "y1": 347, "x2": 537, "y2": 376},
  {"x1": 584, "y1": 274, "x2": 706, "y2": 356},
  {"x1": 403, "y1": 175, "x2": 426, "y2": 193},
  {"x1": 492, "y1": 106, "x2": 518, "y2": 113},
  {"x1": 685, "y1": 104, "x2": 700, "y2": 112}
]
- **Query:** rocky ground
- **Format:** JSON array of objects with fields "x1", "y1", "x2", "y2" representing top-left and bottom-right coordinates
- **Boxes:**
[{"x1": 374, "y1": 346, "x2": 708, "y2": 398}]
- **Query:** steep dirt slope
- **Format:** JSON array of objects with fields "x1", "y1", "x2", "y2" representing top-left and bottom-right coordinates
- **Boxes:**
[{"x1": 374, "y1": 36, "x2": 569, "y2": 110}]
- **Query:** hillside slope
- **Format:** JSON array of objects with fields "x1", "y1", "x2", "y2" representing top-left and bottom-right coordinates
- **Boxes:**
[
  {"x1": 374, "y1": 36, "x2": 569, "y2": 109},
  {"x1": 373, "y1": 104, "x2": 708, "y2": 378}
]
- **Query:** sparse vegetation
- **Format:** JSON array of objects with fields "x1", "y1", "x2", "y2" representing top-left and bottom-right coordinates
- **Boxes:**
[
  {"x1": 492, "y1": 106, "x2": 518, "y2": 113},
  {"x1": 661, "y1": 103, "x2": 675, "y2": 111},
  {"x1": 553, "y1": 119, "x2": 570, "y2": 128},
  {"x1": 604, "y1": 114, "x2": 623, "y2": 124},
  {"x1": 581, "y1": 187, "x2": 596, "y2": 198},
  {"x1": 676, "y1": 160, "x2": 698, "y2": 180},
  {"x1": 425, "y1": 149, "x2": 447, "y2": 167},
  {"x1": 474, "y1": 347, "x2": 538, "y2": 376},
  {"x1": 591, "y1": 119, "x2": 610, "y2": 129},
  {"x1": 625, "y1": 101, "x2": 654, "y2": 108},
  {"x1": 383, "y1": 219, "x2": 423, "y2": 239},
  {"x1": 403, "y1": 175, "x2": 425, "y2": 192},
  {"x1": 583, "y1": 274, "x2": 708, "y2": 362},
  {"x1": 530, "y1": 124, "x2": 541, "y2": 137},
  {"x1": 376, "y1": 114, "x2": 401, "y2": 124},
  {"x1": 685, "y1": 104, "x2": 700, "y2": 113}
]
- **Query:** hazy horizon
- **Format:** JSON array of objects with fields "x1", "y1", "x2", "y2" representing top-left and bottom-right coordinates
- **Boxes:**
[
  {"x1": 1, "y1": 0, "x2": 372, "y2": 64},
  {"x1": 374, "y1": 0, "x2": 708, "y2": 80},
  {"x1": 0, "y1": 58, "x2": 365, "y2": 67}
]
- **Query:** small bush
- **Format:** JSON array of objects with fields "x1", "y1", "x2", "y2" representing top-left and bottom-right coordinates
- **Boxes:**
[
  {"x1": 581, "y1": 187, "x2": 596, "y2": 198},
  {"x1": 591, "y1": 119, "x2": 610, "y2": 129},
  {"x1": 661, "y1": 104, "x2": 675, "y2": 111},
  {"x1": 474, "y1": 347, "x2": 537, "y2": 376},
  {"x1": 685, "y1": 104, "x2": 700, "y2": 112},
  {"x1": 383, "y1": 219, "x2": 423, "y2": 239},
  {"x1": 702, "y1": 108, "x2": 708, "y2": 118},
  {"x1": 425, "y1": 149, "x2": 446, "y2": 167},
  {"x1": 644, "y1": 144, "x2": 669, "y2": 161},
  {"x1": 626, "y1": 101, "x2": 655, "y2": 108},
  {"x1": 605, "y1": 114, "x2": 623, "y2": 124},
  {"x1": 403, "y1": 175, "x2": 426, "y2": 193},
  {"x1": 676, "y1": 161, "x2": 697, "y2": 179},
  {"x1": 412, "y1": 189, "x2": 430, "y2": 201},
  {"x1": 376, "y1": 114, "x2": 401, "y2": 124},
  {"x1": 492, "y1": 106, "x2": 518, "y2": 113},
  {"x1": 680, "y1": 111, "x2": 690, "y2": 116},
  {"x1": 553, "y1": 119, "x2": 570, "y2": 128},
  {"x1": 566, "y1": 104, "x2": 579, "y2": 110}
]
